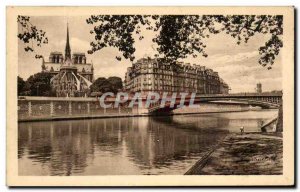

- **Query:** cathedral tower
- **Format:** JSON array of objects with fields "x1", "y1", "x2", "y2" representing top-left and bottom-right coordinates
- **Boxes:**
[
  {"x1": 43, "y1": 23, "x2": 94, "y2": 97},
  {"x1": 65, "y1": 24, "x2": 71, "y2": 61}
]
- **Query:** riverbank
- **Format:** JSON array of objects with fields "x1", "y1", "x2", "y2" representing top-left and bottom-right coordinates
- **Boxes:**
[
  {"x1": 18, "y1": 109, "x2": 252, "y2": 122},
  {"x1": 18, "y1": 96, "x2": 258, "y2": 122},
  {"x1": 18, "y1": 110, "x2": 256, "y2": 122},
  {"x1": 185, "y1": 132, "x2": 283, "y2": 175}
]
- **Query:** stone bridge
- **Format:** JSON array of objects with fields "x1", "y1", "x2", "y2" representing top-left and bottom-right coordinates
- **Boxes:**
[{"x1": 147, "y1": 93, "x2": 282, "y2": 114}]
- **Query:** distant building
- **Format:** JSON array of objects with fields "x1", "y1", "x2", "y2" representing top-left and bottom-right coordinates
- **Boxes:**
[
  {"x1": 124, "y1": 57, "x2": 229, "y2": 94},
  {"x1": 41, "y1": 24, "x2": 94, "y2": 97},
  {"x1": 256, "y1": 83, "x2": 262, "y2": 94},
  {"x1": 220, "y1": 78, "x2": 230, "y2": 94}
]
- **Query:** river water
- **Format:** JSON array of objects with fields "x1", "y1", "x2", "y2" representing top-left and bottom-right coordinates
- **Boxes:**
[{"x1": 18, "y1": 109, "x2": 277, "y2": 176}]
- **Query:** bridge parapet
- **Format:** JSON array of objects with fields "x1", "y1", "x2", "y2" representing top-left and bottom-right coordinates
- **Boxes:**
[{"x1": 195, "y1": 92, "x2": 282, "y2": 98}]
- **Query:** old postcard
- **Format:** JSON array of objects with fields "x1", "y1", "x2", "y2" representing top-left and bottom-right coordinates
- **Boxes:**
[{"x1": 7, "y1": 6, "x2": 294, "y2": 186}]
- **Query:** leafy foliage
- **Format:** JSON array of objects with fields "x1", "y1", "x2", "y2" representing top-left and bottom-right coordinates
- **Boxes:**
[
  {"x1": 18, "y1": 76, "x2": 26, "y2": 95},
  {"x1": 90, "y1": 76, "x2": 123, "y2": 94},
  {"x1": 17, "y1": 16, "x2": 48, "y2": 59},
  {"x1": 87, "y1": 15, "x2": 283, "y2": 69},
  {"x1": 152, "y1": 15, "x2": 217, "y2": 63},
  {"x1": 86, "y1": 15, "x2": 152, "y2": 61},
  {"x1": 19, "y1": 72, "x2": 55, "y2": 96},
  {"x1": 107, "y1": 76, "x2": 123, "y2": 92},
  {"x1": 214, "y1": 15, "x2": 283, "y2": 69}
]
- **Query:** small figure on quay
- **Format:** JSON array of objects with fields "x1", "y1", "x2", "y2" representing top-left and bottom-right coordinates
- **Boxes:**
[{"x1": 240, "y1": 126, "x2": 244, "y2": 134}]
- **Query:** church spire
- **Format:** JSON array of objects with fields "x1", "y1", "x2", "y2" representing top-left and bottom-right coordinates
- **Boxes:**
[{"x1": 65, "y1": 23, "x2": 71, "y2": 61}]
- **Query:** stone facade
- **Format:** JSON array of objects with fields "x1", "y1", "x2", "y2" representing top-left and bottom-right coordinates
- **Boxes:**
[
  {"x1": 42, "y1": 52, "x2": 94, "y2": 83},
  {"x1": 41, "y1": 25, "x2": 94, "y2": 97},
  {"x1": 256, "y1": 83, "x2": 262, "y2": 94},
  {"x1": 124, "y1": 58, "x2": 229, "y2": 94}
]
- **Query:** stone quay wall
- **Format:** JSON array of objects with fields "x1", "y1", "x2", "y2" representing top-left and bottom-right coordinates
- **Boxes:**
[
  {"x1": 18, "y1": 96, "x2": 135, "y2": 122},
  {"x1": 18, "y1": 96, "x2": 251, "y2": 122}
]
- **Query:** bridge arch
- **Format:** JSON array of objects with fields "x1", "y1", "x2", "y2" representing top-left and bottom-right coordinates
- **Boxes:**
[{"x1": 148, "y1": 94, "x2": 282, "y2": 114}]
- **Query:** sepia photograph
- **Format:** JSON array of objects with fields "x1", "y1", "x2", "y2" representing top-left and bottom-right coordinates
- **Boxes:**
[{"x1": 6, "y1": 6, "x2": 294, "y2": 186}]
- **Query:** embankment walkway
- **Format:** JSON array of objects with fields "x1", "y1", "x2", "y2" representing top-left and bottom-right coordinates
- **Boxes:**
[{"x1": 185, "y1": 132, "x2": 283, "y2": 175}]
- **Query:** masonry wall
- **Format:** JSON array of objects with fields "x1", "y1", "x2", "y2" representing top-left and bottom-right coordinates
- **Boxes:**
[
  {"x1": 18, "y1": 97, "x2": 135, "y2": 121},
  {"x1": 18, "y1": 97, "x2": 252, "y2": 122}
]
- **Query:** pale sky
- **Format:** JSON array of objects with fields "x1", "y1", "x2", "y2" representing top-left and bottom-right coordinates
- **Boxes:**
[{"x1": 18, "y1": 16, "x2": 282, "y2": 93}]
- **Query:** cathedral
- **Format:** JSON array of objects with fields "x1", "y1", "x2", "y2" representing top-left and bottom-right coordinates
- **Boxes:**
[{"x1": 41, "y1": 25, "x2": 94, "y2": 97}]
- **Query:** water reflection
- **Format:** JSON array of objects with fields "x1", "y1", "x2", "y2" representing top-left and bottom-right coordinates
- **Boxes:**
[{"x1": 18, "y1": 110, "x2": 277, "y2": 175}]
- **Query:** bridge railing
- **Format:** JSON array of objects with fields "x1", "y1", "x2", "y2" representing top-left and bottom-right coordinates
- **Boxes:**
[{"x1": 195, "y1": 92, "x2": 282, "y2": 98}]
